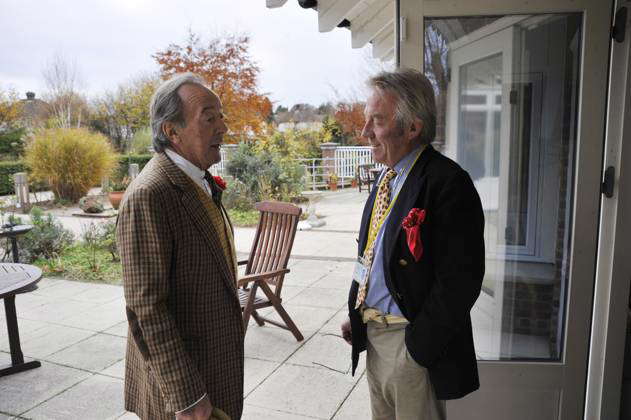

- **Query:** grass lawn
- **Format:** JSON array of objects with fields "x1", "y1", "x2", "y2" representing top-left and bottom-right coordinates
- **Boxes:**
[{"x1": 33, "y1": 245, "x2": 122, "y2": 285}]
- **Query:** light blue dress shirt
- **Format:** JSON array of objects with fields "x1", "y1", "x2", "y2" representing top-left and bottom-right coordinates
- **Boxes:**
[{"x1": 364, "y1": 146, "x2": 423, "y2": 316}]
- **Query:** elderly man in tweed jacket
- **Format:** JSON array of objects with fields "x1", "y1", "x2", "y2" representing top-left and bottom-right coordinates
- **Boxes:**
[{"x1": 117, "y1": 73, "x2": 243, "y2": 420}]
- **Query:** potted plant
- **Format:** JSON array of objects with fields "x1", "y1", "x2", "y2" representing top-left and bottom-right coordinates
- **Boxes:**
[
  {"x1": 328, "y1": 173, "x2": 339, "y2": 191},
  {"x1": 106, "y1": 176, "x2": 130, "y2": 210}
]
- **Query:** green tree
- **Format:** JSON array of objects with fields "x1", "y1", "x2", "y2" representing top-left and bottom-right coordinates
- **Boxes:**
[{"x1": 91, "y1": 75, "x2": 159, "y2": 151}]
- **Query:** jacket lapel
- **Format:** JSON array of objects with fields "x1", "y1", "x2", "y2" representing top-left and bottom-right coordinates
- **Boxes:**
[
  {"x1": 382, "y1": 146, "x2": 435, "y2": 266},
  {"x1": 155, "y1": 153, "x2": 237, "y2": 296}
]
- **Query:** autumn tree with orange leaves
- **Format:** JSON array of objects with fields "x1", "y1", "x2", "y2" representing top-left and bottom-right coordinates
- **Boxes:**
[
  {"x1": 334, "y1": 102, "x2": 367, "y2": 145},
  {"x1": 153, "y1": 31, "x2": 272, "y2": 143}
]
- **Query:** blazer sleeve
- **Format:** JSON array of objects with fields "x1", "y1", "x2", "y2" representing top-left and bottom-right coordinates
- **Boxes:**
[
  {"x1": 408, "y1": 169, "x2": 485, "y2": 366},
  {"x1": 117, "y1": 186, "x2": 207, "y2": 412}
]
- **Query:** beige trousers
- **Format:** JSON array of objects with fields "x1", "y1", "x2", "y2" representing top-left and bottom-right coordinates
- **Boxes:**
[{"x1": 366, "y1": 321, "x2": 446, "y2": 420}]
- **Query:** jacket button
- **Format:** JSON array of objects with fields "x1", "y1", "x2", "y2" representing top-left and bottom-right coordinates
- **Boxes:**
[{"x1": 398, "y1": 259, "x2": 408, "y2": 266}]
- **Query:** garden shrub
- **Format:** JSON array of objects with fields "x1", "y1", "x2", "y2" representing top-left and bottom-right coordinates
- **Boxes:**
[
  {"x1": 0, "y1": 127, "x2": 26, "y2": 158},
  {"x1": 129, "y1": 127, "x2": 152, "y2": 154},
  {"x1": 0, "y1": 161, "x2": 49, "y2": 195},
  {"x1": 117, "y1": 153, "x2": 152, "y2": 179},
  {"x1": 14, "y1": 207, "x2": 74, "y2": 263},
  {"x1": 226, "y1": 142, "x2": 305, "y2": 203},
  {"x1": 222, "y1": 178, "x2": 255, "y2": 211},
  {"x1": 25, "y1": 128, "x2": 118, "y2": 202}
]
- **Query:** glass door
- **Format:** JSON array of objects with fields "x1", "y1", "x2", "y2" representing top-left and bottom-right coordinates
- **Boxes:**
[{"x1": 412, "y1": 1, "x2": 614, "y2": 418}]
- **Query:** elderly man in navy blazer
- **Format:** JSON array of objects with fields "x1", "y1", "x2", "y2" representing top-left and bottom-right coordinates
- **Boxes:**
[{"x1": 341, "y1": 68, "x2": 485, "y2": 420}]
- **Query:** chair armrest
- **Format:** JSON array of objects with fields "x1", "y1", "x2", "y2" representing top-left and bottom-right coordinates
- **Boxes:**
[
  {"x1": 237, "y1": 259, "x2": 248, "y2": 266},
  {"x1": 237, "y1": 268, "x2": 290, "y2": 287}
]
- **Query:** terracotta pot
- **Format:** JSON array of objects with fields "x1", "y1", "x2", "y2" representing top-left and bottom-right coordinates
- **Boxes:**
[
  {"x1": 329, "y1": 182, "x2": 338, "y2": 191},
  {"x1": 108, "y1": 191, "x2": 125, "y2": 210}
]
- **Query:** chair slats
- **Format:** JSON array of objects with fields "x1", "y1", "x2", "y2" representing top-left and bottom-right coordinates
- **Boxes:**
[{"x1": 239, "y1": 201, "x2": 303, "y2": 341}]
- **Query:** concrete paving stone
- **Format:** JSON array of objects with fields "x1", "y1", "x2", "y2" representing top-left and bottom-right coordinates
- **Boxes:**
[
  {"x1": 311, "y1": 273, "x2": 352, "y2": 291},
  {"x1": 46, "y1": 333, "x2": 125, "y2": 372},
  {"x1": 34, "y1": 278, "x2": 61, "y2": 290},
  {"x1": 242, "y1": 404, "x2": 320, "y2": 420},
  {"x1": 287, "y1": 259, "x2": 335, "y2": 274},
  {"x1": 244, "y1": 357, "x2": 281, "y2": 396},
  {"x1": 286, "y1": 332, "x2": 352, "y2": 374},
  {"x1": 57, "y1": 301, "x2": 126, "y2": 332},
  {"x1": 12, "y1": 293, "x2": 53, "y2": 313},
  {"x1": 265, "y1": 304, "x2": 339, "y2": 333},
  {"x1": 0, "y1": 319, "x2": 50, "y2": 352},
  {"x1": 281, "y1": 270, "x2": 324, "y2": 288},
  {"x1": 103, "y1": 321, "x2": 128, "y2": 338},
  {"x1": 117, "y1": 412, "x2": 139, "y2": 419},
  {"x1": 18, "y1": 299, "x2": 95, "y2": 324},
  {"x1": 30, "y1": 280, "x2": 95, "y2": 300},
  {"x1": 319, "y1": 309, "x2": 350, "y2": 336},
  {"x1": 20, "y1": 325, "x2": 95, "y2": 359},
  {"x1": 244, "y1": 326, "x2": 314, "y2": 363},
  {"x1": 23, "y1": 373, "x2": 125, "y2": 420},
  {"x1": 246, "y1": 364, "x2": 357, "y2": 419},
  {"x1": 66, "y1": 283, "x2": 123, "y2": 304},
  {"x1": 100, "y1": 359, "x2": 125, "y2": 379},
  {"x1": 0, "y1": 413, "x2": 12, "y2": 419},
  {"x1": 287, "y1": 288, "x2": 347, "y2": 310},
  {"x1": 275, "y1": 285, "x2": 308, "y2": 302},
  {"x1": 332, "y1": 375, "x2": 371, "y2": 420},
  {"x1": 0, "y1": 361, "x2": 91, "y2": 415}
]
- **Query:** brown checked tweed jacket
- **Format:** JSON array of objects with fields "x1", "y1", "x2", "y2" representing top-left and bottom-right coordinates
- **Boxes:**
[{"x1": 117, "y1": 152, "x2": 244, "y2": 420}]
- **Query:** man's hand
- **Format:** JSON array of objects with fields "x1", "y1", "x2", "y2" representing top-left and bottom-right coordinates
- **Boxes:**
[
  {"x1": 341, "y1": 318, "x2": 352, "y2": 345},
  {"x1": 176, "y1": 395, "x2": 213, "y2": 420}
]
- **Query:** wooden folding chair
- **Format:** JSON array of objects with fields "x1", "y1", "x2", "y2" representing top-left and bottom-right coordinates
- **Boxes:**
[
  {"x1": 357, "y1": 163, "x2": 376, "y2": 192},
  {"x1": 238, "y1": 201, "x2": 304, "y2": 341}
]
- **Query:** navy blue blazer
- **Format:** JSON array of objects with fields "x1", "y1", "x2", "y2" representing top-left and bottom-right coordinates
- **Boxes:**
[{"x1": 348, "y1": 145, "x2": 485, "y2": 400}]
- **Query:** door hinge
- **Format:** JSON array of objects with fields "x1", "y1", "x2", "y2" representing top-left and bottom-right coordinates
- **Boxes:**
[
  {"x1": 601, "y1": 166, "x2": 616, "y2": 198},
  {"x1": 612, "y1": 6, "x2": 627, "y2": 43}
]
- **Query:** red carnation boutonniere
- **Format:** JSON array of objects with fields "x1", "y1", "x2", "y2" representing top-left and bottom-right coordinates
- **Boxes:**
[
  {"x1": 213, "y1": 175, "x2": 227, "y2": 191},
  {"x1": 402, "y1": 208, "x2": 426, "y2": 262}
]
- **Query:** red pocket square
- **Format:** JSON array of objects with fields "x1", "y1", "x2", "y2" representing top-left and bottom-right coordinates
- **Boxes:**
[{"x1": 402, "y1": 208, "x2": 426, "y2": 262}]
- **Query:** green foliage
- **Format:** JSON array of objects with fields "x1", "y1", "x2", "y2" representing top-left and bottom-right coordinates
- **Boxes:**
[
  {"x1": 320, "y1": 115, "x2": 345, "y2": 144},
  {"x1": 99, "y1": 220, "x2": 119, "y2": 262},
  {"x1": 0, "y1": 161, "x2": 49, "y2": 195},
  {"x1": 222, "y1": 178, "x2": 255, "y2": 212},
  {"x1": 226, "y1": 209, "x2": 260, "y2": 227},
  {"x1": 0, "y1": 127, "x2": 26, "y2": 158},
  {"x1": 33, "y1": 244, "x2": 122, "y2": 284},
  {"x1": 256, "y1": 129, "x2": 322, "y2": 159},
  {"x1": 129, "y1": 127, "x2": 152, "y2": 154},
  {"x1": 25, "y1": 128, "x2": 118, "y2": 202},
  {"x1": 15, "y1": 207, "x2": 74, "y2": 263},
  {"x1": 226, "y1": 142, "x2": 305, "y2": 203},
  {"x1": 117, "y1": 154, "x2": 152, "y2": 179}
]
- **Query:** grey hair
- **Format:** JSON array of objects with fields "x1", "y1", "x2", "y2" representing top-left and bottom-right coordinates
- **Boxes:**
[
  {"x1": 368, "y1": 68, "x2": 436, "y2": 145},
  {"x1": 150, "y1": 72, "x2": 206, "y2": 152}
]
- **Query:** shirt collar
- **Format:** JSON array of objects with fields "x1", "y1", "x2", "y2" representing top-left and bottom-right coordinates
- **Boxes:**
[
  {"x1": 164, "y1": 148, "x2": 206, "y2": 183},
  {"x1": 393, "y1": 144, "x2": 424, "y2": 176}
]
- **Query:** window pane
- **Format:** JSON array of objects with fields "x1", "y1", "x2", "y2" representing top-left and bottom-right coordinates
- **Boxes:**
[{"x1": 425, "y1": 13, "x2": 581, "y2": 361}]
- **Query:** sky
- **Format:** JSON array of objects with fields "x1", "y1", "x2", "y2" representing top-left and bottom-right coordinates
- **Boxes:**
[{"x1": 0, "y1": 0, "x2": 382, "y2": 108}]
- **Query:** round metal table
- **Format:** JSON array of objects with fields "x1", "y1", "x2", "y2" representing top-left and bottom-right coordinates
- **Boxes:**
[{"x1": 0, "y1": 263, "x2": 42, "y2": 377}]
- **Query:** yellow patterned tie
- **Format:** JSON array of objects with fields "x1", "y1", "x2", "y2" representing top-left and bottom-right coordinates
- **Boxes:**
[{"x1": 355, "y1": 168, "x2": 397, "y2": 309}]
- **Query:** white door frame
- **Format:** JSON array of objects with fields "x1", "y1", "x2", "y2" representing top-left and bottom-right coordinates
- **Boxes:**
[
  {"x1": 398, "y1": 0, "x2": 614, "y2": 419},
  {"x1": 585, "y1": 1, "x2": 631, "y2": 418}
]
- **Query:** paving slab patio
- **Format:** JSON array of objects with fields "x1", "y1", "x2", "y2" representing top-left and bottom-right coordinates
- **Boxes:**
[{"x1": 0, "y1": 190, "x2": 372, "y2": 419}]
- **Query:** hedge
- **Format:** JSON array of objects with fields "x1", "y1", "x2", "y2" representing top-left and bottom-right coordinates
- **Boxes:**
[
  {"x1": 0, "y1": 161, "x2": 48, "y2": 195},
  {"x1": 117, "y1": 154, "x2": 153, "y2": 178}
]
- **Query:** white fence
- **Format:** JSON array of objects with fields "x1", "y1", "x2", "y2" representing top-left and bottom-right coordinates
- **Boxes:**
[
  {"x1": 334, "y1": 146, "x2": 374, "y2": 179},
  {"x1": 210, "y1": 146, "x2": 381, "y2": 190}
]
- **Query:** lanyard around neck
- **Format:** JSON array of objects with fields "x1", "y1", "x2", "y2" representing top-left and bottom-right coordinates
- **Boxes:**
[{"x1": 363, "y1": 146, "x2": 425, "y2": 256}]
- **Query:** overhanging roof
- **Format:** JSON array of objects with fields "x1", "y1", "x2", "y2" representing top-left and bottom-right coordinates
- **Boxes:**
[{"x1": 265, "y1": 0, "x2": 395, "y2": 61}]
